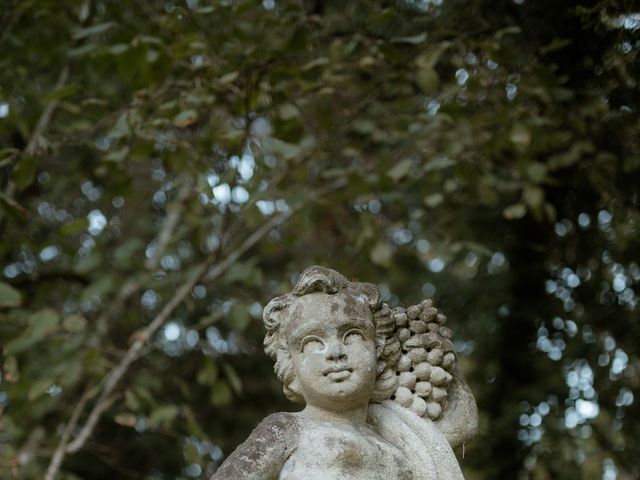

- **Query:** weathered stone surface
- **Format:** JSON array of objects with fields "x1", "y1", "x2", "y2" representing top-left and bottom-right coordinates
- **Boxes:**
[
  {"x1": 211, "y1": 266, "x2": 478, "y2": 480},
  {"x1": 210, "y1": 412, "x2": 301, "y2": 479},
  {"x1": 413, "y1": 362, "x2": 432, "y2": 380}
]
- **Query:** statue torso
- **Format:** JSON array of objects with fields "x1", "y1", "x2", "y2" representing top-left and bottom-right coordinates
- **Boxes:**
[{"x1": 278, "y1": 414, "x2": 415, "y2": 480}]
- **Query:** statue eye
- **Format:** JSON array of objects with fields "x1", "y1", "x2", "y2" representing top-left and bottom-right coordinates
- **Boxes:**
[
  {"x1": 343, "y1": 329, "x2": 365, "y2": 345},
  {"x1": 300, "y1": 336, "x2": 324, "y2": 353}
]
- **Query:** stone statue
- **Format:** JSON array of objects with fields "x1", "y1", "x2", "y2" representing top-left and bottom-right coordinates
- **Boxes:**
[{"x1": 211, "y1": 266, "x2": 478, "y2": 479}]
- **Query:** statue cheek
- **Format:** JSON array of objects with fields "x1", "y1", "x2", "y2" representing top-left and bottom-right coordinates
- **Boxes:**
[
  {"x1": 297, "y1": 352, "x2": 323, "y2": 374},
  {"x1": 351, "y1": 342, "x2": 377, "y2": 361}
]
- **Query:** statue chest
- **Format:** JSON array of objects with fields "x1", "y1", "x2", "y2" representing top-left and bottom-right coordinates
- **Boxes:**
[{"x1": 279, "y1": 423, "x2": 414, "y2": 480}]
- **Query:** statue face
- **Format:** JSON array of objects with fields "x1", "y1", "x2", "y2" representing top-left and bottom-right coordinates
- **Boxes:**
[{"x1": 286, "y1": 292, "x2": 377, "y2": 412}]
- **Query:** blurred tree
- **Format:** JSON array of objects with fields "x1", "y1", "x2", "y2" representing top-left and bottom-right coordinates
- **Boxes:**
[{"x1": 0, "y1": 0, "x2": 638, "y2": 479}]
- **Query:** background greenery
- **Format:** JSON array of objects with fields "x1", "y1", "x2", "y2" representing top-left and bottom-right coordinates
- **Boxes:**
[{"x1": 1, "y1": 0, "x2": 639, "y2": 478}]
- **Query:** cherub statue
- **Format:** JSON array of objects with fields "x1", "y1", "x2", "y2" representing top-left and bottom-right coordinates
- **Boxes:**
[{"x1": 211, "y1": 266, "x2": 478, "y2": 479}]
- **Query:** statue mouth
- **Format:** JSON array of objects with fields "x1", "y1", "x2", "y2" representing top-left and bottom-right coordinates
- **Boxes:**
[{"x1": 323, "y1": 365, "x2": 353, "y2": 379}]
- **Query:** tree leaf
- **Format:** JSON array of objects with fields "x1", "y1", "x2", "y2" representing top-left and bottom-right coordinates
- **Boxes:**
[
  {"x1": 352, "y1": 119, "x2": 376, "y2": 135},
  {"x1": 109, "y1": 113, "x2": 132, "y2": 139},
  {"x1": 424, "y1": 193, "x2": 444, "y2": 208},
  {"x1": 62, "y1": 314, "x2": 88, "y2": 332},
  {"x1": 278, "y1": 103, "x2": 299, "y2": 120},
  {"x1": 211, "y1": 380, "x2": 232, "y2": 407},
  {"x1": 109, "y1": 43, "x2": 129, "y2": 55},
  {"x1": 526, "y1": 162, "x2": 548, "y2": 183},
  {"x1": 0, "y1": 193, "x2": 27, "y2": 220},
  {"x1": 114, "y1": 238, "x2": 144, "y2": 267},
  {"x1": 0, "y1": 282, "x2": 22, "y2": 308},
  {"x1": 370, "y1": 242, "x2": 393, "y2": 268},
  {"x1": 391, "y1": 33, "x2": 427, "y2": 44},
  {"x1": 68, "y1": 44, "x2": 98, "y2": 57},
  {"x1": 503, "y1": 203, "x2": 527, "y2": 220},
  {"x1": 548, "y1": 141, "x2": 594, "y2": 170},
  {"x1": 197, "y1": 359, "x2": 218, "y2": 386},
  {"x1": 11, "y1": 155, "x2": 37, "y2": 191},
  {"x1": 28, "y1": 378, "x2": 53, "y2": 401},
  {"x1": 463, "y1": 241, "x2": 494, "y2": 257},
  {"x1": 540, "y1": 38, "x2": 572, "y2": 55},
  {"x1": 416, "y1": 67, "x2": 439, "y2": 94},
  {"x1": 73, "y1": 252, "x2": 102, "y2": 274},
  {"x1": 228, "y1": 303, "x2": 251, "y2": 331},
  {"x1": 4, "y1": 309, "x2": 60, "y2": 355},
  {"x1": 79, "y1": 276, "x2": 114, "y2": 305},
  {"x1": 44, "y1": 83, "x2": 81, "y2": 101},
  {"x1": 261, "y1": 138, "x2": 302, "y2": 161},
  {"x1": 0, "y1": 148, "x2": 20, "y2": 164},
  {"x1": 125, "y1": 390, "x2": 142, "y2": 411},
  {"x1": 3, "y1": 355, "x2": 19, "y2": 382},
  {"x1": 149, "y1": 405, "x2": 179, "y2": 427},
  {"x1": 509, "y1": 124, "x2": 531, "y2": 148},
  {"x1": 114, "y1": 413, "x2": 137, "y2": 427},
  {"x1": 73, "y1": 22, "x2": 116, "y2": 40},
  {"x1": 218, "y1": 71, "x2": 239, "y2": 84},
  {"x1": 222, "y1": 362, "x2": 243, "y2": 395},
  {"x1": 415, "y1": 42, "x2": 449, "y2": 70},
  {"x1": 424, "y1": 157, "x2": 456, "y2": 172},
  {"x1": 173, "y1": 110, "x2": 199, "y2": 128},
  {"x1": 60, "y1": 218, "x2": 89, "y2": 235},
  {"x1": 104, "y1": 146, "x2": 129, "y2": 162},
  {"x1": 523, "y1": 186, "x2": 545, "y2": 209},
  {"x1": 387, "y1": 159, "x2": 413, "y2": 181}
]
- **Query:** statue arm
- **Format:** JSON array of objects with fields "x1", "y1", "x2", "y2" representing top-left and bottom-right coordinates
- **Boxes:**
[
  {"x1": 210, "y1": 412, "x2": 300, "y2": 480},
  {"x1": 433, "y1": 364, "x2": 479, "y2": 448}
]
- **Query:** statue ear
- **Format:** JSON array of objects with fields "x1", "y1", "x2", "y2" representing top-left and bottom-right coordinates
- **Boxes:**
[
  {"x1": 289, "y1": 376, "x2": 301, "y2": 394},
  {"x1": 285, "y1": 376, "x2": 304, "y2": 403},
  {"x1": 263, "y1": 296, "x2": 291, "y2": 330},
  {"x1": 352, "y1": 282, "x2": 381, "y2": 309}
]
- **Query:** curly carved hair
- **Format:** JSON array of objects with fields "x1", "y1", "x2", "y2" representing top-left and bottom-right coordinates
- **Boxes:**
[{"x1": 263, "y1": 266, "x2": 400, "y2": 404}]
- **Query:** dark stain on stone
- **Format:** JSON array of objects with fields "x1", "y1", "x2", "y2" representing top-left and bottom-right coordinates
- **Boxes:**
[
  {"x1": 340, "y1": 291, "x2": 365, "y2": 319},
  {"x1": 334, "y1": 439, "x2": 364, "y2": 472}
]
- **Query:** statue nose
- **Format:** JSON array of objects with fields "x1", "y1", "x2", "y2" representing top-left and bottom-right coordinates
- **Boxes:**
[{"x1": 325, "y1": 341, "x2": 347, "y2": 361}]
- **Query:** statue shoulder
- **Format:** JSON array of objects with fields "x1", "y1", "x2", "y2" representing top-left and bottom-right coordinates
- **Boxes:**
[{"x1": 210, "y1": 412, "x2": 301, "y2": 480}]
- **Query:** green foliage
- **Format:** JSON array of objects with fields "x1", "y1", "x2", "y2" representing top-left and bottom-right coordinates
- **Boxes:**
[
  {"x1": 0, "y1": 0, "x2": 638, "y2": 479},
  {"x1": 4, "y1": 309, "x2": 60, "y2": 355}
]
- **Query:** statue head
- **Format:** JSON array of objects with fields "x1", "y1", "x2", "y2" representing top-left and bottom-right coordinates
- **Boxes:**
[{"x1": 263, "y1": 266, "x2": 399, "y2": 408}]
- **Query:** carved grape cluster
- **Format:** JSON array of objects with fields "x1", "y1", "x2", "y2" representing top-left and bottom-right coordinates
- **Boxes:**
[{"x1": 389, "y1": 299, "x2": 456, "y2": 420}]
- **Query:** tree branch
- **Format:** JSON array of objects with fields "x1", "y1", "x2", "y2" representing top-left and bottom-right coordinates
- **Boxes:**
[
  {"x1": 89, "y1": 177, "x2": 195, "y2": 342},
  {"x1": 144, "y1": 178, "x2": 194, "y2": 270},
  {"x1": 25, "y1": 67, "x2": 70, "y2": 157},
  {"x1": 90, "y1": 277, "x2": 141, "y2": 345},
  {"x1": 3, "y1": 0, "x2": 90, "y2": 202},
  {"x1": 47, "y1": 179, "x2": 344, "y2": 475},
  {"x1": 43, "y1": 387, "x2": 93, "y2": 480},
  {"x1": 42, "y1": 179, "x2": 194, "y2": 478},
  {"x1": 3, "y1": 65, "x2": 69, "y2": 201}
]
